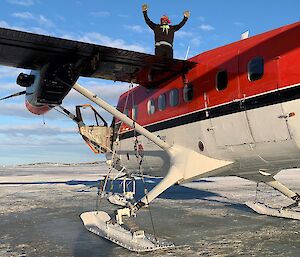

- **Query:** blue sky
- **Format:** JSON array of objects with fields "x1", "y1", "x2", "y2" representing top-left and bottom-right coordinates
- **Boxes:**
[{"x1": 0, "y1": 0, "x2": 300, "y2": 165}]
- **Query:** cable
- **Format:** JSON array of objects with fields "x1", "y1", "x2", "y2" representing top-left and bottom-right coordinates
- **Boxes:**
[
  {"x1": 95, "y1": 82, "x2": 134, "y2": 211},
  {"x1": 130, "y1": 89, "x2": 158, "y2": 241},
  {"x1": 137, "y1": 151, "x2": 157, "y2": 242},
  {"x1": 53, "y1": 106, "x2": 71, "y2": 118}
]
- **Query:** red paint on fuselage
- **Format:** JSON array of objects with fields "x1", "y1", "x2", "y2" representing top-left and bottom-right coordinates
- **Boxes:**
[{"x1": 116, "y1": 21, "x2": 300, "y2": 132}]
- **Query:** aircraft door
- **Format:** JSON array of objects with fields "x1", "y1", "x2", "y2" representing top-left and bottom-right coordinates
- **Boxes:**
[
  {"x1": 276, "y1": 55, "x2": 300, "y2": 148},
  {"x1": 205, "y1": 53, "x2": 254, "y2": 148},
  {"x1": 238, "y1": 51, "x2": 291, "y2": 143}
]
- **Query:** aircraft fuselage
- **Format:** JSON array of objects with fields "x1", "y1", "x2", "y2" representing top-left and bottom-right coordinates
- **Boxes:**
[{"x1": 115, "y1": 21, "x2": 300, "y2": 179}]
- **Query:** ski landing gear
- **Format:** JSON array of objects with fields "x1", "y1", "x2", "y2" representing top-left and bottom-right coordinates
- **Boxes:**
[
  {"x1": 245, "y1": 172, "x2": 300, "y2": 220},
  {"x1": 80, "y1": 211, "x2": 175, "y2": 253},
  {"x1": 246, "y1": 201, "x2": 300, "y2": 220},
  {"x1": 81, "y1": 175, "x2": 175, "y2": 253},
  {"x1": 80, "y1": 156, "x2": 175, "y2": 252}
]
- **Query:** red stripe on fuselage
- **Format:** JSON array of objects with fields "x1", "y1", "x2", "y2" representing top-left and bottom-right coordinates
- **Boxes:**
[{"x1": 117, "y1": 21, "x2": 300, "y2": 131}]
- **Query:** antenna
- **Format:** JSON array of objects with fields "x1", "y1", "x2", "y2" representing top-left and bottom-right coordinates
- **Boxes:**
[
  {"x1": 241, "y1": 30, "x2": 249, "y2": 40},
  {"x1": 185, "y1": 45, "x2": 190, "y2": 60}
]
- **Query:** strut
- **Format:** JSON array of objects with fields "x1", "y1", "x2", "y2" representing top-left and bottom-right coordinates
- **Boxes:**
[{"x1": 75, "y1": 81, "x2": 233, "y2": 252}]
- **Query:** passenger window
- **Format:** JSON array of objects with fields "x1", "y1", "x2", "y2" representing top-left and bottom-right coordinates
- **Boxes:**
[
  {"x1": 158, "y1": 94, "x2": 166, "y2": 111},
  {"x1": 169, "y1": 88, "x2": 179, "y2": 107},
  {"x1": 132, "y1": 105, "x2": 138, "y2": 120},
  {"x1": 248, "y1": 56, "x2": 264, "y2": 81},
  {"x1": 147, "y1": 99, "x2": 155, "y2": 115},
  {"x1": 216, "y1": 70, "x2": 228, "y2": 91},
  {"x1": 183, "y1": 83, "x2": 193, "y2": 102}
]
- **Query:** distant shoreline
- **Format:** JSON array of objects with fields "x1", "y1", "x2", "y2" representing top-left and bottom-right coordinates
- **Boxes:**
[
  {"x1": 16, "y1": 161, "x2": 106, "y2": 168},
  {"x1": 0, "y1": 160, "x2": 106, "y2": 168}
]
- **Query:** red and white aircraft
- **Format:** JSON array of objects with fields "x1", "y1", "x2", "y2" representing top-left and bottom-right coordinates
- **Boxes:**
[{"x1": 1, "y1": 20, "x2": 300, "y2": 251}]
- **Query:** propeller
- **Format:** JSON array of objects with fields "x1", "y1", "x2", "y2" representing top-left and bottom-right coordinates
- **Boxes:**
[{"x1": 0, "y1": 90, "x2": 26, "y2": 101}]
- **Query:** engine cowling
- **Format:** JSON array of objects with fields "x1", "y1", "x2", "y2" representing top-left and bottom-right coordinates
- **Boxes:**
[{"x1": 20, "y1": 62, "x2": 80, "y2": 115}]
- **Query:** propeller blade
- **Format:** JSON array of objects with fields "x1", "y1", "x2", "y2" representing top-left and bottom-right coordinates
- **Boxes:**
[{"x1": 0, "y1": 90, "x2": 26, "y2": 101}]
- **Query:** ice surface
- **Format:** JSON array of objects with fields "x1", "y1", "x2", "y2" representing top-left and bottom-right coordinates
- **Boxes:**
[{"x1": 1, "y1": 164, "x2": 300, "y2": 256}]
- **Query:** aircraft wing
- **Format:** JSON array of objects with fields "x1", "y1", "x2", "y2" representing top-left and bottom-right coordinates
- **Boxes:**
[{"x1": 0, "y1": 27, "x2": 196, "y2": 87}]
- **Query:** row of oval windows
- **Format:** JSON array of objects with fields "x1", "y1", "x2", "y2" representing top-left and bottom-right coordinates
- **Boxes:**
[
  {"x1": 125, "y1": 56, "x2": 264, "y2": 118},
  {"x1": 147, "y1": 83, "x2": 193, "y2": 115},
  {"x1": 147, "y1": 56, "x2": 264, "y2": 115},
  {"x1": 123, "y1": 83, "x2": 193, "y2": 119}
]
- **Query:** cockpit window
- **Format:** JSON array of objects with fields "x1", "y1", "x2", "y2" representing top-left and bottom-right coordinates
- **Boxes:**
[
  {"x1": 132, "y1": 105, "x2": 138, "y2": 120},
  {"x1": 124, "y1": 108, "x2": 129, "y2": 117}
]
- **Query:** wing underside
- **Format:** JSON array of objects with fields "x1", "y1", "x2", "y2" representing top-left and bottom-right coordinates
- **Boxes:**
[{"x1": 0, "y1": 27, "x2": 196, "y2": 87}]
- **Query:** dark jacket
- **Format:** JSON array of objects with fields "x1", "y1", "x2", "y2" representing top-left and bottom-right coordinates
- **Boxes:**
[{"x1": 143, "y1": 11, "x2": 188, "y2": 46}]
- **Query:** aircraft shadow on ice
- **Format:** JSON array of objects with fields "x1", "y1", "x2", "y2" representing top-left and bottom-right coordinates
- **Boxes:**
[
  {"x1": 0, "y1": 178, "x2": 254, "y2": 214},
  {"x1": 0, "y1": 178, "x2": 218, "y2": 200}
]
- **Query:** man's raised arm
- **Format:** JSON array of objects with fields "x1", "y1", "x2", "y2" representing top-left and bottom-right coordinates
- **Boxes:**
[
  {"x1": 142, "y1": 4, "x2": 156, "y2": 30},
  {"x1": 173, "y1": 11, "x2": 190, "y2": 31}
]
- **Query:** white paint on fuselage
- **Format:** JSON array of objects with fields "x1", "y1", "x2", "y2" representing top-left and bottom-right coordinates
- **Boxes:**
[{"x1": 116, "y1": 99, "x2": 300, "y2": 180}]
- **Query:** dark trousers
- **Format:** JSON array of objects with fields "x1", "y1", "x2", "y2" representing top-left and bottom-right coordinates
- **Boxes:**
[{"x1": 155, "y1": 45, "x2": 173, "y2": 59}]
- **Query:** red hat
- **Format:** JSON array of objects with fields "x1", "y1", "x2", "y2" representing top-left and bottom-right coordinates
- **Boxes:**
[{"x1": 160, "y1": 15, "x2": 171, "y2": 24}]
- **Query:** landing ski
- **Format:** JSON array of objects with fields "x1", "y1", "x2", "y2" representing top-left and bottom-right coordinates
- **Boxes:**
[
  {"x1": 246, "y1": 201, "x2": 300, "y2": 220},
  {"x1": 80, "y1": 211, "x2": 175, "y2": 253}
]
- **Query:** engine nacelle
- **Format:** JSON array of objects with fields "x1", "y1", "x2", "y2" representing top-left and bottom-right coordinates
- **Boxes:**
[
  {"x1": 24, "y1": 70, "x2": 51, "y2": 115},
  {"x1": 22, "y1": 62, "x2": 80, "y2": 115}
]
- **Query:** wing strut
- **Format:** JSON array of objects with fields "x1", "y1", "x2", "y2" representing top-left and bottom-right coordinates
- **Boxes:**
[
  {"x1": 74, "y1": 82, "x2": 233, "y2": 252},
  {"x1": 73, "y1": 82, "x2": 233, "y2": 207}
]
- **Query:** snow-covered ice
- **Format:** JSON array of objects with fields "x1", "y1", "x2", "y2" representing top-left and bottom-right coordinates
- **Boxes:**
[{"x1": 1, "y1": 163, "x2": 300, "y2": 256}]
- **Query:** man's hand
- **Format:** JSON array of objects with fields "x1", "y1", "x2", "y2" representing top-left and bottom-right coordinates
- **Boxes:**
[
  {"x1": 142, "y1": 4, "x2": 148, "y2": 12},
  {"x1": 184, "y1": 11, "x2": 190, "y2": 18}
]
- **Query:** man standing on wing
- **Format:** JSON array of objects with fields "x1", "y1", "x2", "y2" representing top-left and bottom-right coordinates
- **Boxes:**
[{"x1": 142, "y1": 4, "x2": 190, "y2": 59}]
